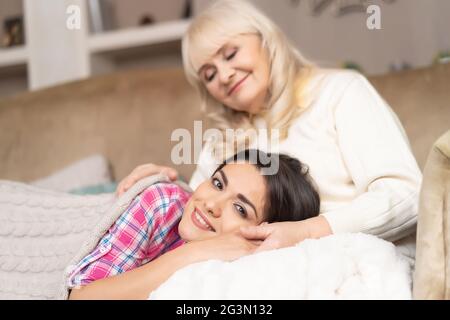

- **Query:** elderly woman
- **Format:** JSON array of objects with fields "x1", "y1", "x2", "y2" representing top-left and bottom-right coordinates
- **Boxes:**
[{"x1": 116, "y1": 0, "x2": 421, "y2": 252}]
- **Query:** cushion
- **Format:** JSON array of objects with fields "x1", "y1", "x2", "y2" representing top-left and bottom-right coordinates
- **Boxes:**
[
  {"x1": 30, "y1": 154, "x2": 113, "y2": 193},
  {"x1": 69, "y1": 182, "x2": 118, "y2": 195}
]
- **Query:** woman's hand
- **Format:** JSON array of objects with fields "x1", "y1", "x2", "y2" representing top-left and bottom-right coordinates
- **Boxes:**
[
  {"x1": 116, "y1": 164, "x2": 178, "y2": 197},
  {"x1": 186, "y1": 231, "x2": 262, "y2": 262},
  {"x1": 239, "y1": 216, "x2": 333, "y2": 253}
]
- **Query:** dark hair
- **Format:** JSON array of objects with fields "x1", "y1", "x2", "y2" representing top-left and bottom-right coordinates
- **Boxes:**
[{"x1": 213, "y1": 149, "x2": 320, "y2": 223}]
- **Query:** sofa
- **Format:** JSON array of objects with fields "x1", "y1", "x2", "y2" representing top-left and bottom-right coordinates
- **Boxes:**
[
  {"x1": 0, "y1": 63, "x2": 449, "y2": 183},
  {"x1": 0, "y1": 63, "x2": 449, "y2": 299},
  {"x1": 413, "y1": 129, "x2": 450, "y2": 299}
]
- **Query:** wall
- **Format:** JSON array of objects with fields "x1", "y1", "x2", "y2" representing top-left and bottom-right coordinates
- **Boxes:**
[
  {"x1": 108, "y1": 0, "x2": 187, "y2": 29},
  {"x1": 0, "y1": 0, "x2": 448, "y2": 99},
  {"x1": 0, "y1": 67, "x2": 27, "y2": 97},
  {"x1": 195, "y1": 0, "x2": 450, "y2": 75},
  {"x1": 98, "y1": 0, "x2": 188, "y2": 73}
]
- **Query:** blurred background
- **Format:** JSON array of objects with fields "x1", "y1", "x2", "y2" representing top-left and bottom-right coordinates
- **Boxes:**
[
  {"x1": 0, "y1": 0, "x2": 449, "y2": 99},
  {"x1": 0, "y1": 0, "x2": 448, "y2": 192}
]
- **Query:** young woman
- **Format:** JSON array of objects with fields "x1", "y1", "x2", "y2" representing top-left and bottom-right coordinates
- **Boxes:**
[
  {"x1": 68, "y1": 150, "x2": 320, "y2": 299},
  {"x1": 116, "y1": 0, "x2": 421, "y2": 253}
]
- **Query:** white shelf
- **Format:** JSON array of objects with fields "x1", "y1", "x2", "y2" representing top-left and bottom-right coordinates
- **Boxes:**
[
  {"x1": 0, "y1": 1, "x2": 191, "y2": 95},
  {"x1": 0, "y1": 46, "x2": 28, "y2": 69},
  {"x1": 88, "y1": 19, "x2": 190, "y2": 55}
]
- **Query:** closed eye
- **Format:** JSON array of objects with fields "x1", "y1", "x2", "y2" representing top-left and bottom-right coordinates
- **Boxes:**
[
  {"x1": 226, "y1": 51, "x2": 237, "y2": 61},
  {"x1": 205, "y1": 71, "x2": 216, "y2": 82}
]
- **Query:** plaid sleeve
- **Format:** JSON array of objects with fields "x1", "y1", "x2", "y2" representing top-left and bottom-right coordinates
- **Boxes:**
[{"x1": 67, "y1": 183, "x2": 187, "y2": 288}]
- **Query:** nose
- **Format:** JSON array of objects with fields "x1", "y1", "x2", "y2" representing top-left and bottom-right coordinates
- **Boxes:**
[
  {"x1": 204, "y1": 195, "x2": 224, "y2": 218},
  {"x1": 217, "y1": 63, "x2": 235, "y2": 85}
]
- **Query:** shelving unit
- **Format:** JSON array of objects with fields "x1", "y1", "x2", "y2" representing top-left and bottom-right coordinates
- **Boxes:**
[
  {"x1": 0, "y1": 46, "x2": 28, "y2": 68},
  {"x1": 89, "y1": 19, "x2": 189, "y2": 54},
  {"x1": 0, "y1": 45, "x2": 28, "y2": 97},
  {"x1": 0, "y1": 0, "x2": 191, "y2": 96}
]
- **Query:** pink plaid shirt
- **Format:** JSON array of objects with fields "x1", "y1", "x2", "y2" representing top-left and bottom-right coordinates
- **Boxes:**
[{"x1": 67, "y1": 182, "x2": 191, "y2": 288}]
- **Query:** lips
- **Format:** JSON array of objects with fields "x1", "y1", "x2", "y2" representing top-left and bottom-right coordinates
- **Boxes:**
[
  {"x1": 191, "y1": 207, "x2": 215, "y2": 232},
  {"x1": 228, "y1": 74, "x2": 250, "y2": 96}
]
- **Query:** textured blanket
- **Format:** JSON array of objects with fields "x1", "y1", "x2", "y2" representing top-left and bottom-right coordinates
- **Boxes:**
[
  {"x1": 0, "y1": 177, "x2": 413, "y2": 300},
  {"x1": 0, "y1": 174, "x2": 190, "y2": 300},
  {"x1": 149, "y1": 233, "x2": 412, "y2": 300}
]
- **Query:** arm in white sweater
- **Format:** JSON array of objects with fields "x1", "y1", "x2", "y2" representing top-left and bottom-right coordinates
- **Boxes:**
[{"x1": 322, "y1": 73, "x2": 422, "y2": 241}]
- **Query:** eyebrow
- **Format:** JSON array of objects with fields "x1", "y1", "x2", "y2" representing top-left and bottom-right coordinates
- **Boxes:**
[
  {"x1": 218, "y1": 169, "x2": 258, "y2": 219},
  {"x1": 196, "y1": 45, "x2": 230, "y2": 75},
  {"x1": 218, "y1": 169, "x2": 228, "y2": 188}
]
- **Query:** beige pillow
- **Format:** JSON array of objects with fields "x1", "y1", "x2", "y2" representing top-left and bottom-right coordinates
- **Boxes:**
[
  {"x1": 413, "y1": 130, "x2": 450, "y2": 299},
  {"x1": 30, "y1": 154, "x2": 112, "y2": 192}
]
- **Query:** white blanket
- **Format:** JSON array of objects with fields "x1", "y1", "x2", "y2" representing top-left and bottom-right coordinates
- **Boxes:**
[{"x1": 149, "y1": 233, "x2": 412, "y2": 300}]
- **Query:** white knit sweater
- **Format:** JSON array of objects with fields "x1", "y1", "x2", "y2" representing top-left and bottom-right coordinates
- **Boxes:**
[
  {"x1": 189, "y1": 69, "x2": 422, "y2": 242},
  {"x1": 0, "y1": 175, "x2": 191, "y2": 300}
]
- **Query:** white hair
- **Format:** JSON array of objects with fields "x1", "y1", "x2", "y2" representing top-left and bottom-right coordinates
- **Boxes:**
[{"x1": 182, "y1": 0, "x2": 316, "y2": 159}]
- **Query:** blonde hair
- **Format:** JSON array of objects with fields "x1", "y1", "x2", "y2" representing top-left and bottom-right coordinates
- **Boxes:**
[{"x1": 182, "y1": 0, "x2": 315, "y2": 159}]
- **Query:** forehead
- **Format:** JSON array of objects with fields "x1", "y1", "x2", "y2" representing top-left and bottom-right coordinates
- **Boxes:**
[
  {"x1": 221, "y1": 162, "x2": 266, "y2": 206},
  {"x1": 190, "y1": 33, "x2": 246, "y2": 72}
]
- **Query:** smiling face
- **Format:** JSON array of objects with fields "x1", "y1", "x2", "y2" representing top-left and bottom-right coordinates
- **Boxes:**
[
  {"x1": 193, "y1": 33, "x2": 271, "y2": 114},
  {"x1": 178, "y1": 162, "x2": 267, "y2": 241}
]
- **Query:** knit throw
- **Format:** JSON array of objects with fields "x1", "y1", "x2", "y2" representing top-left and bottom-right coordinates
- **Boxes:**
[{"x1": 0, "y1": 175, "x2": 192, "y2": 300}]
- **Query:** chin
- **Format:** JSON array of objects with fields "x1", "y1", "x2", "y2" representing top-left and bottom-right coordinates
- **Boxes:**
[
  {"x1": 247, "y1": 104, "x2": 263, "y2": 115},
  {"x1": 231, "y1": 99, "x2": 255, "y2": 113},
  {"x1": 177, "y1": 218, "x2": 192, "y2": 241},
  {"x1": 178, "y1": 219, "x2": 204, "y2": 242},
  {"x1": 239, "y1": 104, "x2": 261, "y2": 115},
  {"x1": 240, "y1": 91, "x2": 266, "y2": 114}
]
